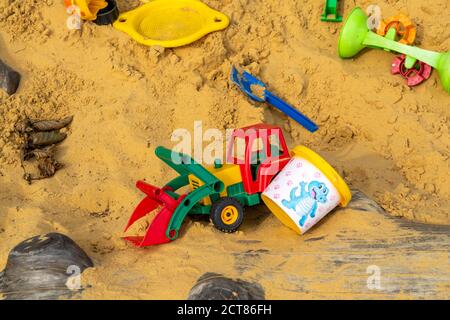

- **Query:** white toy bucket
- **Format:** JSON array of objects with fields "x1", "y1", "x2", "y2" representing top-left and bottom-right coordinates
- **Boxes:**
[{"x1": 262, "y1": 146, "x2": 351, "y2": 234}]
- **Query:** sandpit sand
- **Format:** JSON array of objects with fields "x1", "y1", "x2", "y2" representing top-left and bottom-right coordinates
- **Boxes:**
[{"x1": 0, "y1": 0, "x2": 449, "y2": 299}]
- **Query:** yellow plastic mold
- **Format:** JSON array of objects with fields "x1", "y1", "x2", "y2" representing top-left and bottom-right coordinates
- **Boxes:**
[
  {"x1": 113, "y1": 0, "x2": 230, "y2": 48},
  {"x1": 64, "y1": 0, "x2": 108, "y2": 21}
]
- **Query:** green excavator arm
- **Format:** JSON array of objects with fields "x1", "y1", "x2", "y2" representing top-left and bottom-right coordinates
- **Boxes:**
[{"x1": 154, "y1": 146, "x2": 225, "y2": 240}]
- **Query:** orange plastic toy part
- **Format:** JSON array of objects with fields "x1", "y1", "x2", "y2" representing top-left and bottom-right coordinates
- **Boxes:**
[
  {"x1": 63, "y1": 0, "x2": 107, "y2": 20},
  {"x1": 376, "y1": 14, "x2": 416, "y2": 45}
]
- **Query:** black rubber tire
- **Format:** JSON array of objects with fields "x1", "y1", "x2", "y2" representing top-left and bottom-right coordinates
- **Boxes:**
[{"x1": 210, "y1": 197, "x2": 244, "y2": 233}]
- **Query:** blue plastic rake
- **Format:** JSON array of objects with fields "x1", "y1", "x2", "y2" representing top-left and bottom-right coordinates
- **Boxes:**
[{"x1": 231, "y1": 66, "x2": 318, "y2": 133}]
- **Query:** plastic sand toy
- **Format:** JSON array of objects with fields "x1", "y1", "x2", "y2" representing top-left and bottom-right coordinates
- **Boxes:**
[
  {"x1": 373, "y1": 13, "x2": 431, "y2": 87},
  {"x1": 93, "y1": 0, "x2": 119, "y2": 25},
  {"x1": 262, "y1": 146, "x2": 351, "y2": 234},
  {"x1": 231, "y1": 67, "x2": 318, "y2": 132},
  {"x1": 376, "y1": 14, "x2": 416, "y2": 45},
  {"x1": 321, "y1": 0, "x2": 342, "y2": 22},
  {"x1": 66, "y1": 5, "x2": 82, "y2": 30},
  {"x1": 64, "y1": 0, "x2": 107, "y2": 21},
  {"x1": 375, "y1": 14, "x2": 431, "y2": 86},
  {"x1": 391, "y1": 54, "x2": 432, "y2": 87},
  {"x1": 112, "y1": 0, "x2": 229, "y2": 48},
  {"x1": 123, "y1": 124, "x2": 350, "y2": 247},
  {"x1": 338, "y1": 7, "x2": 450, "y2": 94},
  {"x1": 124, "y1": 124, "x2": 291, "y2": 247}
]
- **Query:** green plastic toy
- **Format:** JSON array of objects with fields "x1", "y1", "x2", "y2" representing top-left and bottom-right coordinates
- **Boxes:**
[
  {"x1": 321, "y1": 0, "x2": 342, "y2": 22},
  {"x1": 338, "y1": 7, "x2": 450, "y2": 94}
]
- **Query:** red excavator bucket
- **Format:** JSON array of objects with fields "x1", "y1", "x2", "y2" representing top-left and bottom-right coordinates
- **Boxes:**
[{"x1": 123, "y1": 181, "x2": 184, "y2": 247}]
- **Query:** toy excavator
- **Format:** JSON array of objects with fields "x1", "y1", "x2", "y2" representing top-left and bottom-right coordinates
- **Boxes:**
[{"x1": 124, "y1": 124, "x2": 292, "y2": 247}]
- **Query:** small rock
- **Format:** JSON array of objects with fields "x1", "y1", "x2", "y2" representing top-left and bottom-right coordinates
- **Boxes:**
[
  {"x1": 424, "y1": 183, "x2": 435, "y2": 193},
  {"x1": 187, "y1": 272, "x2": 265, "y2": 300},
  {"x1": 150, "y1": 45, "x2": 164, "y2": 56},
  {"x1": 169, "y1": 53, "x2": 180, "y2": 65},
  {"x1": 388, "y1": 115, "x2": 398, "y2": 124},
  {"x1": 0, "y1": 233, "x2": 93, "y2": 300},
  {"x1": 0, "y1": 58, "x2": 20, "y2": 95},
  {"x1": 394, "y1": 183, "x2": 410, "y2": 197}
]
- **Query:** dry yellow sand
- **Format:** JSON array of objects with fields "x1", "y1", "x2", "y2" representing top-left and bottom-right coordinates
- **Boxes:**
[{"x1": 0, "y1": 0, "x2": 449, "y2": 299}]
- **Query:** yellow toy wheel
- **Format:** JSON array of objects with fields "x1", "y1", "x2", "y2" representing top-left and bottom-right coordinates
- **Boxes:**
[
  {"x1": 221, "y1": 205, "x2": 239, "y2": 225},
  {"x1": 210, "y1": 198, "x2": 244, "y2": 233}
]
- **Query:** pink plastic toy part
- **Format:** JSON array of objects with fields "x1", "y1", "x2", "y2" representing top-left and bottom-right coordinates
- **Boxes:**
[{"x1": 391, "y1": 55, "x2": 433, "y2": 87}]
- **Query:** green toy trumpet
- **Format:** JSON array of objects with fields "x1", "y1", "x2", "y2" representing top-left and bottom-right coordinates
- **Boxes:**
[{"x1": 338, "y1": 7, "x2": 450, "y2": 94}]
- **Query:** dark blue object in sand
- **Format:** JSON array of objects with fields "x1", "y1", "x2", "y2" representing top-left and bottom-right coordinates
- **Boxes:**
[{"x1": 231, "y1": 66, "x2": 318, "y2": 133}]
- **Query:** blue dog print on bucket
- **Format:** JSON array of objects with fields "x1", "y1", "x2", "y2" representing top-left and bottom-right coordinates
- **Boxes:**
[{"x1": 281, "y1": 181, "x2": 329, "y2": 227}]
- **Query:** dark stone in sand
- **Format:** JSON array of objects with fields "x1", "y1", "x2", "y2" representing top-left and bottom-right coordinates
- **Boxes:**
[
  {"x1": 0, "y1": 58, "x2": 20, "y2": 95},
  {"x1": 346, "y1": 189, "x2": 386, "y2": 214},
  {"x1": 0, "y1": 233, "x2": 93, "y2": 300},
  {"x1": 187, "y1": 272, "x2": 265, "y2": 300}
]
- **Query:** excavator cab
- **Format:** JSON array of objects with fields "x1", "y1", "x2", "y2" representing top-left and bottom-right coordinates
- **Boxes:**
[{"x1": 226, "y1": 124, "x2": 291, "y2": 195}]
